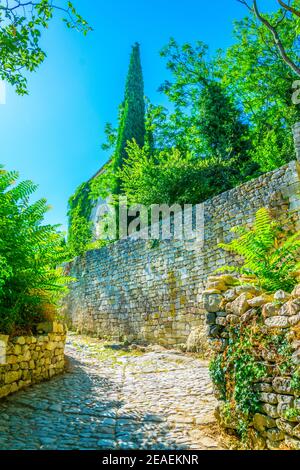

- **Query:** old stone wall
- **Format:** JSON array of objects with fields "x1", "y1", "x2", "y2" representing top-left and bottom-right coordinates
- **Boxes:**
[
  {"x1": 0, "y1": 322, "x2": 66, "y2": 399},
  {"x1": 63, "y1": 161, "x2": 300, "y2": 347},
  {"x1": 204, "y1": 275, "x2": 300, "y2": 450}
]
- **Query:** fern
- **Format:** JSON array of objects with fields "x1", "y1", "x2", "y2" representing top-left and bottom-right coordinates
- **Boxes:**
[
  {"x1": 0, "y1": 166, "x2": 71, "y2": 334},
  {"x1": 219, "y1": 208, "x2": 300, "y2": 292}
]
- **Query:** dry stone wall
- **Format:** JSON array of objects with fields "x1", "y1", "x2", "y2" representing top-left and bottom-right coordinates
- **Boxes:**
[
  {"x1": 0, "y1": 322, "x2": 66, "y2": 399},
  {"x1": 203, "y1": 275, "x2": 300, "y2": 450},
  {"x1": 63, "y1": 161, "x2": 300, "y2": 347}
]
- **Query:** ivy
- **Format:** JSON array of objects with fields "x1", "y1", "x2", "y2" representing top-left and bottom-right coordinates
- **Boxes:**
[
  {"x1": 210, "y1": 323, "x2": 267, "y2": 441},
  {"x1": 67, "y1": 181, "x2": 94, "y2": 257},
  {"x1": 210, "y1": 313, "x2": 300, "y2": 445}
]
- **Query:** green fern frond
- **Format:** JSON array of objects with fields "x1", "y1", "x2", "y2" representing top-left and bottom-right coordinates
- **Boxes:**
[{"x1": 218, "y1": 208, "x2": 300, "y2": 292}]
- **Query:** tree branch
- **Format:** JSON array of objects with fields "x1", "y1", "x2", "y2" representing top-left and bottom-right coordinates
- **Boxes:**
[
  {"x1": 249, "y1": 0, "x2": 300, "y2": 77},
  {"x1": 277, "y1": 0, "x2": 300, "y2": 18}
]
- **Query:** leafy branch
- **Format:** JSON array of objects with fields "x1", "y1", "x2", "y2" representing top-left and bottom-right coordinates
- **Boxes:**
[
  {"x1": 0, "y1": 0, "x2": 92, "y2": 94},
  {"x1": 238, "y1": 0, "x2": 300, "y2": 77}
]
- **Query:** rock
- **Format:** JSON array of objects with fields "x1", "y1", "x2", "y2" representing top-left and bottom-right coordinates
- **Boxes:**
[
  {"x1": 205, "y1": 313, "x2": 216, "y2": 325},
  {"x1": 259, "y1": 392, "x2": 278, "y2": 405},
  {"x1": 206, "y1": 281, "x2": 227, "y2": 292},
  {"x1": 249, "y1": 429, "x2": 266, "y2": 450},
  {"x1": 16, "y1": 337, "x2": 25, "y2": 345},
  {"x1": 253, "y1": 413, "x2": 276, "y2": 432},
  {"x1": 230, "y1": 293, "x2": 251, "y2": 316},
  {"x1": 216, "y1": 317, "x2": 227, "y2": 326},
  {"x1": 276, "y1": 418, "x2": 296, "y2": 435},
  {"x1": 266, "y1": 439, "x2": 282, "y2": 450},
  {"x1": 202, "y1": 289, "x2": 222, "y2": 295},
  {"x1": 248, "y1": 294, "x2": 272, "y2": 308},
  {"x1": 261, "y1": 349, "x2": 277, "y2": 362},
  {"x1": 219, "y1": 275, "x2": 239, "y2": 286},
  {"x1": 4, "y1": 371, "x2": 20, "y2": 384},
  {"x1": 264, "y1": 316, "x2": 289, "y2": 328},
  {"x1": 291, "y1": 340, "x2": 300, "y2": 350},
  {"x1": 226, "y1": 314, "x2": 240, "y2": 326},
  {"x1": 240, "y1": 308, "x2": 257, "y2": 324},
  {"x1": 279, "y1": 299, "x2": 300, "y2": 317},
  {"x1": 207, "y1": 325, "x2": 222, "y2": 338},
  {"x1": 235, "y1": 285, "x2": 260, "y2": 295},
  {"x1": 266, "y1": 428, "x2": 285, "y2": 441},
  {"x1": 273, "y1": 377, "x2": 293, "y2": 395},
  {"x1": 262, "y1": 302, "x2": 280, "y2": 318},
  {"x1": 216, "y1": 311, "x2": 227, "y2": 317},
  {"x1": 289, "y1": 313, "x2": 300, "y2": 327},
  {"x1": 186, "y1": 328, "x2": 208, "y2": 354},
  {"x1": 292, "y1": 350, "x2": 300, "y2": 365},
  {"x1": 202, "y1": 293, "x2": 223, "y2": 313},
  {"x1": 254, "y1": 383, "x2": 273, "y2": 393},
  {"x1": 274, "y1": 290, "x2": 291, "y2": 302},
  {"x1": 261, "y1": 403, "x2": 279, "y2": 419},
  {"x1": 285, "y1": 435, "x2": 300, "y2": 450},
  {"x1": 277, "y1": 395, "x2": 295, "y2": 406},
  {"x1": 292, "y1": 285, "x2": 300, "y2": 298},
  {"x1": 292, "y1": 423, "x2": 300, "y2": 439},
  {"x1": 223, "y1": 289, "x2": 238, "y2": 301}
]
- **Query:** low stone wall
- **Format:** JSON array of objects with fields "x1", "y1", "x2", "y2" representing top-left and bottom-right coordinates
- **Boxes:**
[
  {"x1": 203, "y1": 275, "x2": 300, "y2": 450},
  {"x1": 0, "y1": 322, "x2": 66, "y2": 399}
]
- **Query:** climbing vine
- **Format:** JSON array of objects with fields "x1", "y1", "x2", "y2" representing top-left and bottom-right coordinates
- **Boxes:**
[
  {"x1": 210, "y1": 321, "x2": 267, "y2": 441},
  {"x1": 210, "y1": 315, "x2": 300, "y2": 445},
  {"x1": 67, "y1": 181, "x2": 94, "y2": 257}
]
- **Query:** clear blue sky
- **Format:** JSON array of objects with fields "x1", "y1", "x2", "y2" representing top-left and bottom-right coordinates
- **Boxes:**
[{"x1": 0, "y1": 0, "x2": 277, "y2": 230}]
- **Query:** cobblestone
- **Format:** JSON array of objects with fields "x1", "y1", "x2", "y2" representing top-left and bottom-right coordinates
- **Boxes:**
[{"x1": 0, "y1": 333, "x2": 222, "y2": 450}]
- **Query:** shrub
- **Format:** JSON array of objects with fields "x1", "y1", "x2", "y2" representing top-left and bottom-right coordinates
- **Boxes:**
[
  {"x1": 0, "y1": 166, "x2": 69, "y2": 334},
  {"x1": 119, "y1": 141, "x2": 240, "y2": 206},
  {"x1": 218, "y1": 208, "x2": 300, "y2": 292}
]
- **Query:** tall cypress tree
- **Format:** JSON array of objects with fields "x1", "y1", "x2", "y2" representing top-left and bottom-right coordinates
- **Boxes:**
[{"x1": 113, "y1": 43, "x2": 146, "y2": 193}]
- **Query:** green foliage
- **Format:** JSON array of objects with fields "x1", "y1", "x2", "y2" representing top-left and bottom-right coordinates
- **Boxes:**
[
  {"x1": 209, "y1": 354, "x2": 226, "y2": 401},
  {"x1": 113, "y1": 42, "x2": 146, "y2": 194},
  {"x1": 210, "y1": 317, "x2": 300, "y2": 443},
  {"x1": 218, "y1": 8, "x2": 300, "y2": 171},
  {"x1": 119, "y1": 141, "x2": 244, "y2": 206},
  {"x1": 67, "y1": 181, "x2": 94, "y2": 257},
  {"x1": 291, "y1": 369, "x2": 300, "y2": 393},
  {"x1": 89, "y1": 161, "x2": 116, "y2": 201},
  {"x1": 0, "y1": 1, "x2": 91, "y2": 95},
  {"x1": 0, "y1": 166, "x2": 70, "y2": 334},
  {"x1": 153, "y1": 39, "x2": 256, "y2": 175},
  {"x1": 210, "y1": 324, "x2": 267, "y2": 440},
  {"x1": 219, "y1": 208, "x2": 300, "y2": 292}
]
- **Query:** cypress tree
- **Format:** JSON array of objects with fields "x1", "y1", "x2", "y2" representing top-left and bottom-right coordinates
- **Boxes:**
[{"x1": 113, "y1": 43, "x2": 146, "y2": 193}]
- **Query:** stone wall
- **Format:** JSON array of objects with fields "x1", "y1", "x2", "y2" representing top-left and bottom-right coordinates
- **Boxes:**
[
  {"x1": 0, "y1": 322, "x2": 66, "y2": 399},
  {"x1": 204, "y1": 275, "x2": 300, "y2": 450},
  {"x1": 63, "y1": 161, "x2": 300, "y2": 347}
]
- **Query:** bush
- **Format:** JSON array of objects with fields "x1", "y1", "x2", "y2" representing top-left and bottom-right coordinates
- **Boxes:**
[
  {"x1": 0, "y1": 166, "x2": 69, "y2": 334},
  {"x1": 119, "y1": 141, "x2": 241, "y2": 206}
]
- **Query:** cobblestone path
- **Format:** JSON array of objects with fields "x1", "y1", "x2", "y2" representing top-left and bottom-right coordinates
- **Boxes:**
[{"x1": 0, "y1": 334, "x2": 223, "y2": 450}]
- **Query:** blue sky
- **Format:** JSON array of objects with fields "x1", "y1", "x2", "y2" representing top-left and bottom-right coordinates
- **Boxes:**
[{"x1": 0, "y1": 0, "x2": 277, "y2": 230}]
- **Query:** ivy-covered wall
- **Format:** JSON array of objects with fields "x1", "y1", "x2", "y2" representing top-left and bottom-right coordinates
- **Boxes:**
[
  {"x1": 62, "y1": 161, "x2": 300, "y2": 347},
  {"x1": 205, "y1": 274, "x2": 300, "y2": 450}
]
